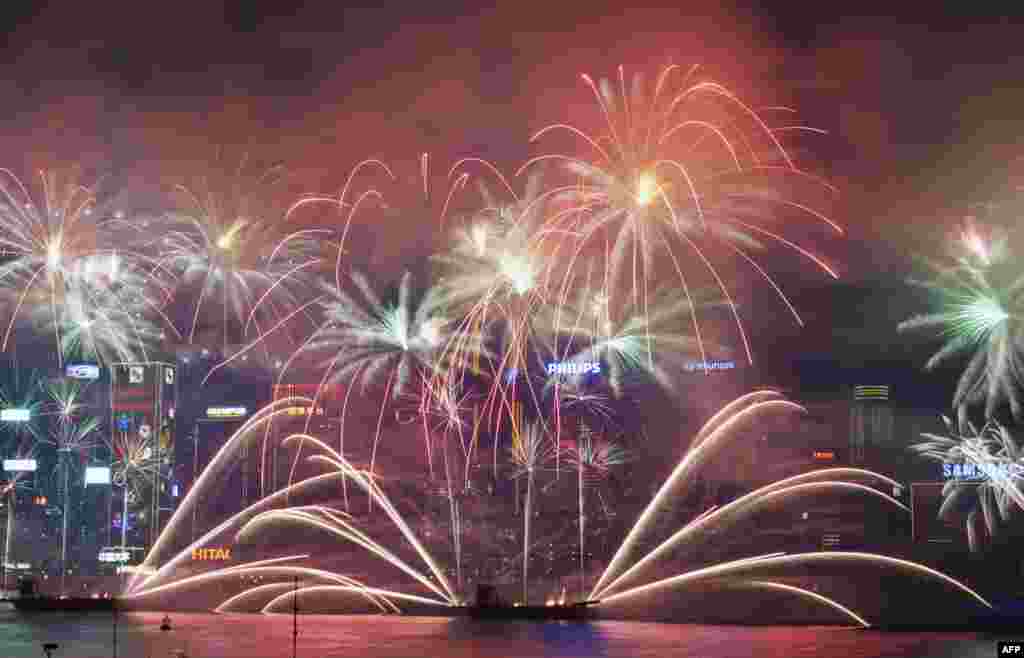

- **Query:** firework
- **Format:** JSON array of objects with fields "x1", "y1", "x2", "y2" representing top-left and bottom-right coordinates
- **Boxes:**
[
  {"x1": 40, "y1": 378, "x2": 101, "y2": 453},
  {"x1": 912, "y1": 418, "x2": 1024, "y2": 551},
  {"x1": 108, "y1": 432, "x2": 163, "y2": 500},
  {"x1": 300, "y1": 270, "x2": 478, "y2": 486},
  {"x1": 508, "y1": 415, "x2": 560, "y2": 603},
  {"x1": 525, "y1": 65, "x2": 840, "y2": 368},
  {"x1": 0, "y1": 368, "x2": 45, "y2": 444},
  {"x1": 157, "y1": 159, "x2": 318, "y2": 352},
  {"x1": 1, "y1": 438, "x2": 37, "y2": 590},
  {"x1": 0, "y1": 170, "x2": 174, "y2": 367},
  {"x1": 566, "y1": 420, "x2": 627, "y2": 599},
  {"x1": 51, "y1": 252, "x2": 170, "y2": 364},
  {"x1": 539, "y1": 280, "x2": 727, "y2": 397},
  {"x1": 304, "y1": 271, "x2": 452, "y2": 400},
  {"x1": 899, "y1": 218, "x2": 1024, "y2": 426}
]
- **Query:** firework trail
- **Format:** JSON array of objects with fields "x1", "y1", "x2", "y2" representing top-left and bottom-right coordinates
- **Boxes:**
[
  {"x1": 566, "y1": 420, "x2": 627, "y2": 599},
  {"x1": 431, "y1": 170, "x2": 560, "y2": 444},
  {"x1": 591, "y1": 390, "x2": 802, "y2": 598},
  {"x1": 38, "y1": 378, "x2": 101, "y2": 593},
  {"x1": 1, "y1": 438, "x2": 37, "y2": 589},
  {"x1": 508, "y1": 415, "x2": 560, "y2": 603},
  {"x1": 899, "y1": 218, "x2": 1024, "y2": 427},
  {"x1": 913, "y1": 417, "x2": 1024, "y2": 551},
  {"x1": 129, "y1": 397, "x2": 315, "y2": 593},
  {"x1": 598, "y1": 552, "x2": 992, "y2": 617},
  {"x1": 524, "y1": 65, "x2": 840, "y2": 371},
  {"x1": 594, "y1": 475, "x2": 909, "y2": 600}
]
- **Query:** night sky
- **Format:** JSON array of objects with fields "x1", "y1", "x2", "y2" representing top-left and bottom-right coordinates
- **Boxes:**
[{"x1": 2, "y1": 2, "x2": 1024, "y2": 409}]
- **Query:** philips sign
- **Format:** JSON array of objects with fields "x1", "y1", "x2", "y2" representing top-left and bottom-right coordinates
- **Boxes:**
[{"x1": 546, "y1": 362, "x2": 601, "y2": 376}]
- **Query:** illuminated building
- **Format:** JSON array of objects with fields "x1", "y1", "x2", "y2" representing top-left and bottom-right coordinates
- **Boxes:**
[
  {"x1": 267, "y1": 383, "x2": 345, "y2": 493},
  {"x1": 109, "y1": 362, "x2": 177, "y2": 557},
  {"x1": 849, "y1": 385, "x2": 893, "y2": 468}
]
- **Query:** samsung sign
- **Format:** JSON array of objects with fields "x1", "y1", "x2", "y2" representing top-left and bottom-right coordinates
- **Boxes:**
[
  {"x1": 546, "y1": 362, "x2": 601, "y2": 376},
  {"x1": 943, "y1": 462, "x2": 1024, "y2": 481}
]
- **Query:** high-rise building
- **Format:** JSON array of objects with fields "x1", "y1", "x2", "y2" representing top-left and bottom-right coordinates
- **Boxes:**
[
  {"x1": 109, "y1": 362, "x2": 177, "y2": 560},
  {"x1": 849, "y1": 385, "x2": 893, "y2": 468}
]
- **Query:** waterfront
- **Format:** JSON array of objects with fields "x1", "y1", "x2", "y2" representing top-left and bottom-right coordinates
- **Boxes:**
[{"x1": 0, "y1": 608, "x2": 1008, "y2": 658}]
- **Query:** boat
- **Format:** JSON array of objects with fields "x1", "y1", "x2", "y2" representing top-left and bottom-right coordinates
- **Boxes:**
[
  {"x1": 9, "y1": 579, "x2": 118, "y2": 613},
  {"x1": 461, "y1": 584, "x2": 598, "y2": 621},
  {"x1": 464, "y1": 601, "x2": 598, "y2": 621},
  {"x1": 11, "y1": 596, "x2": 118, "y2": 612}
]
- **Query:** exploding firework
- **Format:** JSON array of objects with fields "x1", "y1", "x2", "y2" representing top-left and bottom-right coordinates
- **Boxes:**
[
  {"x1": 508, "y1": 414, "x2": 560, "y2": 603},
  {"x1": 912, "y1": 417, "x2": 1024, "y2": 551},
  {"x1": 304, "y1": 271, "x2": 452, "y2": 401},
  {"x1": 899, "y1": 218, "x2": 1024, "y2": 426},
  {"x1": 525, "y1": 65, "x2": 840, "y2": 368},
  {"x1": 157, "y1": 159, "x2": 319, "y2": 353},
  {"x1": 0, "y1": 169, "x2": 173, "y2": 366},
  {"x1": 539, "y1": 280, "x2": 726, "y2": 396},
  {"x1": 40, "y1": 378, "x2": 102, "y2": 454},
  {"x1": 0, "y1": 368, "x2": 45, "y2": 444},
  {"x1": 51, "y1": 252, "x2": 171, "y2": 364},
  {"x1": 108, "y1": 432, "x2": 163, "y2": 500},
  {"x1": 566, "y1": 420, "x2": 627, "y2": 599}
]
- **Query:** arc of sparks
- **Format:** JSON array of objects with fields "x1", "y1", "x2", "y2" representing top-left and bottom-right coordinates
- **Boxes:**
[
  {"x1": 590, "y1": 398, "x2": 805, "y2": 598},
  {"x1": 598, "y1": 552, "x2": 993, "y2": 611},
  {"x1": 595, "y1": 477, "x2": 910, "y2": 600}
]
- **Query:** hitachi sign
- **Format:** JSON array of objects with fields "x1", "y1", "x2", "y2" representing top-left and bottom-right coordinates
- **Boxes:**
[{"x1": 546, "y1": 362, "x2": 601, "y2": 375}]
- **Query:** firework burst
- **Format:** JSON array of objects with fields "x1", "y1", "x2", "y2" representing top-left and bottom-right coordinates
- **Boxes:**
[
  {"x1": 157, "y1": 159, "x2": 318, "y2": 353},
  {"x1": 108, "y1": 432, "x2": 163, "y2": 501},
  {"x1": 524, "y1": 65, "x2": 840, "y2": 368},
  {"x1": 540, "y1": 280, "x2": 727, "y2": 397},
  {"x1": 899, "y1": 218, "x2": 1024, "y2": 426},
  {"x1": 0, "y1": 169, "x2": 174, "y2": 366},
  {"x1": 912, "y1": 417, "x2": 1024, "y2": 551}
]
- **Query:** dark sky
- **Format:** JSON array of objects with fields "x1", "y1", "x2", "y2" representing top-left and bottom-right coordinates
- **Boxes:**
[{"x1": 2, "y1": 1, "x2": 1024, "y2": 406}]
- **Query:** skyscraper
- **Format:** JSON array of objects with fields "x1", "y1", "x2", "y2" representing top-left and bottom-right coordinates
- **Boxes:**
[
  {"x1": 109, "y1": 362, "x2": 177, "y2": 557},
  {"x1": 849, "y1": 385, "x2": 894, "y2": 468}
]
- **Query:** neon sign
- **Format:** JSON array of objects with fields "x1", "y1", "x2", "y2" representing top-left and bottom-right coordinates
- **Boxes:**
[
  {"x1": 85, "y1": 466, "x2": 111, "y2": 485},
  {"x1": 284, "y1": 406, "x2": 325, "y2": 416},
  {"x1": 206, "y1": 406, "x2": 248, "y2": 419},
  {"x1": 98, "y1": 549, "x2": 130, "y2": 563},
  {"x1": 66, "y1": 363, "x2": 100, "y2": 380},
  {"x1": 3, "y1": 459, "x2": 37, "y2": 472},
  {"x1": 943, "y1": 462, "x2": 1024, "y2": 480},
  {"x1": 192, "y1": 547, "x2": 232, "y2": 561},
  {"x1": 546, "y1": 362, "x2": 601, "y2": 375},
  {"x1": 0, "y1": 409, "x2": 31, "y2": 422},
  {"x1": 684, "y1": 360, "x2": 736, "y2": 372}
]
